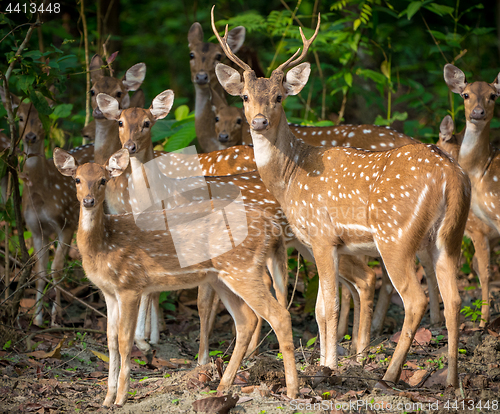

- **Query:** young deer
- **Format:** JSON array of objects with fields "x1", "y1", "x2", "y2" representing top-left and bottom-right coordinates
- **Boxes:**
[
  {"x1": 97, "y1": 91, "x2": 376, "y2": 363},
  {"x1": 437, "y1": 107, "x2": 500, "y2": 327},
  {"x1": 54, "y1": 147, "x2": 296, "y2": 406},
  {"x1": 188, "y1": 22, "x2": 245, "y2": 152},
  {"x1": 0, "y1": 90, "x2": 79, "y2": 326},
  {"x1": 213, "y1": 9, "x2": 470, "y2": 387}
]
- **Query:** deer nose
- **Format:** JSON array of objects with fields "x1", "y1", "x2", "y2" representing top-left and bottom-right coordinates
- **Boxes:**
[
  {"x1": 93, "y1": 107, "x2": 105, "y2": 119},
  {"x1": 83, "y1": 197, "x2": 95, "y2": 208},
  {"x1": 124, "y1": 140, "x2": 137, "y2": 154},
  {"x1": 25, "y1": 132, "x2": 36, "y2": 144},
  {"x1": 471, "y1": 107, "x2": 485, "y2": 120},
  {"x1": 218, "y1": 133, "x2": 229, "y2": 142},
  {"x1": 251, "y1": 116, "x2": 268, "y2": 131},
  {"x1": 195, "y1": 72, "x2": 209, "y2": 85}
]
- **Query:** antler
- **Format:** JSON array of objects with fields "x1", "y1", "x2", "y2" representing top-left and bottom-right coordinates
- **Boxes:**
[
  {"x1": 275, "y1": 14, "x2": 321, "y2": 73},
  {"x1": 211, "y1": 6, "x2": 252, "y2": 72}
]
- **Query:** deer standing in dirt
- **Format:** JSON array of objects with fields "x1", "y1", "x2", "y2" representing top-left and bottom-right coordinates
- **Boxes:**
[
  {"x1": 0, "y1": 90, "x2": 79, "y2": 326},
  {"x1": 54, "y1": 145, "x2": 297, "y2": 406},
  {"x1": 213, "y1": 8, "x2": 470, "y2": 387},
  {"x1": 437, "y1": 64, "x2": 500, "y2": 327}
]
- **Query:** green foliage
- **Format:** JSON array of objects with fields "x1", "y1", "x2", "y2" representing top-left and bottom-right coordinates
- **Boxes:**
[
  {"x1": 460, "y1": 299, "x2": 488, "y2": 324},
  {"x1": 159, "y1": 291, "x2": 176, "y2": 312}
]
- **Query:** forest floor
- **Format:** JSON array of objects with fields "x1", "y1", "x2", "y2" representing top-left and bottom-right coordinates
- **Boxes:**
[{"x1": 1, "y1": 262, "x2": 500, "y2": 414}]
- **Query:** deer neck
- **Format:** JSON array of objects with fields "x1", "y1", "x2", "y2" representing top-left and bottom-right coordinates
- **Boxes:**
[
  {"x1": 94, "y1": 118, "x2": 120, "y2": 165},
  {"x1": 194, "y1": 85, "x2": 227, "y2": 152},
  {"x1": 250, "y1": 110, "x2": 312, "y2": 206},
  {"x1": 135, "y1": 142, "x2": 154, "y2": 165},
  {"x1": 458, "y1": 120, "x2": 492, "y2": 179},
  {"x1": 23, "y1": 151, "x2": 48, "y2": 187},
  {"x1": 77, "y1": 203, "x2": 105, "y2": 255}
]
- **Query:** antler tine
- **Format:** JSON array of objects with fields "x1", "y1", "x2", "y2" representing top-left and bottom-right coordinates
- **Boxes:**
[
  {"x1": 211, "y1": 5, "x2": 252, "y2": 72},
  {"x1": 275, "y1": 13, "x2": 321, "y2": 73}
]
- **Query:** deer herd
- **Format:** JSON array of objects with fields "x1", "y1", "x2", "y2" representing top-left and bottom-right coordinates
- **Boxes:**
[{"x1": 1, "y1": 5, "x2": 499, "y2": 408}]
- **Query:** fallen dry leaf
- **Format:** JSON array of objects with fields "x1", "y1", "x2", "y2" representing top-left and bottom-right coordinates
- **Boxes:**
[
  {"x1": 90, "y1": 349, "x2": 109, "y2": 363},
  {"x1": 27, "y1": 337, "x2": 66, "y2": 360},
  {"x1": 408, "y1": 369, "x2": 428, "y2": 387},
  {"x1": 192, "y1": 394, "x2": 238, "y2": 413},
  {"x1": 391, "y1": 327, "x2": 431, "y2": 345},
  {"x1": 422, "y1": 367, "x2": 448, "y2": 387}
]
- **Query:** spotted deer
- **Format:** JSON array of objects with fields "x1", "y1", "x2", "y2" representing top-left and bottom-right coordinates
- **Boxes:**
[
  {"x1": 213, "y1": 8, "x2": 470, "y2": 387},
  {"x1": 0, "y1": 89, "x2": 79, "y2": 326},
  {"x1": 54, "y1": 146, "x2": 297, "y2": 406},
  {"x1": 97, "y1": 91, "x2": 377, "y2": 364},
  {"x1": 436, "y1": 70, "x2": 500, "y2": 327}
]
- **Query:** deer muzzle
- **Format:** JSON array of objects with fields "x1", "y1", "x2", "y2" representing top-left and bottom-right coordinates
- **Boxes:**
[
  {"x1": 470, "y1": 107, "x2": 486, "y2": 121},
  {"x1": 195, "y1": 72, "x2": 209, "y2": 85},
  {"x1": 218, "y1": 133, "x2": 229, "y2": 142},
  {"x1": 251, "y1": 116, "x2": 269, "y2": 131},
  {"x1": 124, "y1": 140, "x2": 137, "y2": 154},
  {"x1": 25, "y1": 132, "x2": 37, "y2": 144},
  {"x1": 83, "y1": 197, "x2": 95, "y2": 208}
]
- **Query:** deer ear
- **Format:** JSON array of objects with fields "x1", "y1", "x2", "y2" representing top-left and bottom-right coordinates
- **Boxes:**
[
  {"x1": 492, "y1": 73, "x2": 500, "y2": 95},
  {"x1": 150, "y1": 90, "x2": 174, "y2": 120},
  {"x1": 123, "y1": 63, "x2": 146, "y2": 91},
  {"x1": 90, "y1": 54, "x2": 105, "y2": 83},
  {"x1": 97, "y1": 93, "x2": 122, "y2": 120},
  {"x1": 227, "y1": 26, "x2": 245, "y2": 53},
  {"x1": 439, "y1": 115, "x2": 455, "y2": 142},
  {"x1": 283, "y1": 63, "x2": 311, "y2": 97},
  {"x1": 188, "y1": 22, "x2": 204, "y2": 47},
  {"x1": 444, "y1": 64, "x2": 467, "y2": 94},
  {"x1": 54, "y1": 148, "x2": 78, "y2": 177},
  {"x1": 0, "y1": 87, "x2": 20, "y2": 109},
  {"x1": 106, "y1": 149, "x2": 130, "y2": 177},
  {"x1": 216, "y1": 63, "x2": 244, "y2": 96}
]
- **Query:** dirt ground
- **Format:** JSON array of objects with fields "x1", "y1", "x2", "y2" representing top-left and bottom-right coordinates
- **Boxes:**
[{"x1": 1, "y1": 264, "x2": 500, "y2": 414}]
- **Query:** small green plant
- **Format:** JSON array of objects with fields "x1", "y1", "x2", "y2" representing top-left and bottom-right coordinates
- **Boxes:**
[
  {"x1": 172, "y1": 398, "x2": 180, "y2": 405},
  {"x1": 134, "y1": 358, "x2": 146, "y2": 366},
  {"x1": 3, "y1": 340, "x2": 11, "y2": 350},
  {"x1": 164, "y1": 373, "x2": 171, "y2": 378},
  {"x1": 459, "y1": 348, "x2": 467, "y2": 354},
  {"x1": 460, "y1": 299, "x2": 488, "y2": 324},
  {"x1": 432, "y1": 334, "x2": 445, "y2": 345},
  {"x1": 75, "y1": 332, "x2": 87, "y2": 350},
  {"x1": 426, "y1": 356, "x2": 445, "y2": 370},
  {"x1": 276, "y1": 353, "x2": 283, "y2": 360},
  {"x1": 139, "y1": 376, "x2": 149, "y2": 383},
  {"x1": 209, "y1": 350, "x2": 223, "y2": 357},
  {"x1": 343, "y1": 334, "x2": 351, "y2": 341},
  {"x1": 306, "y1": 336, "x2": 317, "y2": 348},
  {"x1": 128, "y1": 390, "x2": 137, "y2": 397}
]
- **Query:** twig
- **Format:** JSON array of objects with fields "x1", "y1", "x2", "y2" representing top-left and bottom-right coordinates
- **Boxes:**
[
  {"x1": 78, "y1": 0, "x2": 91, "y2": 135},
  {"x1": 421, "y1": 15, "x2": 448, "y2": 63}
]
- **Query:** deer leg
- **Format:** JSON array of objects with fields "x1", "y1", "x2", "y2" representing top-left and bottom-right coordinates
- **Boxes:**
[
  {"x1": 33, "y1": 235, "x2": 49, "y2": 327},
  {"x1": 378, "y1": 249, "x2": 427, "y2": 385},
  {"x1": 469, "y1": 231, "x2": 491, "y2": 327},
  {"x1": 371, "y1": 263, "x2": 394, "y2": 336},
  {"x1": 432, "y1": 246, "x2": 461, "y2": 388},
  {"x1": 418, "y1": 250, "x2": 442, "y2": 325},
  {"x1": 313, "y1": 244, "x2": 339, "y2": 370},
  {"x1": 214, "y1": 281, "x2": 258, "y2": 389},
  {"x1": 198, "y1": 284, "x2": 217, "y2": 365},
  {"x1": 102, "y1": 292, "x2": 120, "y2": 407},
  {"x1": 114, "y1": 290, "x2": 141, "y2": 407},
  {"x1": 149, "y1": 292, "x2": 160, "y2": 344},
  {"x1": 134, "y1": 294, "x2": 152, "y2": 358},
  {"x1": 338, "y1": 282, "x2": 351, "y2": 340},
  {"x1": 50, "y1": 227, "x2": 73, "y2": 326}
]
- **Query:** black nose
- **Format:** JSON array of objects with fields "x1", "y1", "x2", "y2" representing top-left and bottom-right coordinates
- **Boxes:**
[
  {"x1": 83, "y1": 197, "x2": 95, "y2": 208},
  {"x1": 251, "y1": 117, "x2": 268, "y2": 131},
  {"x1": 93, "y1": 107, "x2": 105, "y2": 119},
  {"x1": 218, "y1": 133, "x2": 229, "y2": 143},
  {"x1": 25, "y1": 132, "x2": 36, "y2": 143},
  {"x1": 471, "y1": 107, "x2": 485, "y2": 120},
  {"x1": 124, "y1": 141, "x2": 137, "y2": 154},
  {"x1": 195, "y1": 72, "x2": 209, "y2": 85}
]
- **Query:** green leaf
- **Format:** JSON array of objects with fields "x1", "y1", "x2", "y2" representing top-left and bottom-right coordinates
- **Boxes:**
[
  {"x1": 353, "y1": 19, "x2": 361, "y2": 31},
  {"x1": 174, "y1": 105, "x2": 190, "y2": 121},
  {"x1": 380, "y1": 61, "x2": 390, "y2": 80},
  {"x1": 50, "y1": 104, "x2": 73, "y2": 120},
  {"x1": 407, "y1": 1, "x2": 423, "y2": 20},
  {"x1": 164, "y1": 120, "x2": 196, "y2": 152},
  {"x1": 424, "y1": 3, "x2": 454, "y2": 16},
  {"x1": 23, "y1": 50, "x2": 42, "y2": 60},
  {"x1": 18, "y1": 75, "x2": 35, "y2": 93},
  {"x1": 29, "y1": 90, "x2": 52, "y2": 116},
  {"x1": 306, "y1": 336, "x2": 317, "y2": 347},
  {"x1": 344, "y1": 72, "x2": 353, "y2": 87}
]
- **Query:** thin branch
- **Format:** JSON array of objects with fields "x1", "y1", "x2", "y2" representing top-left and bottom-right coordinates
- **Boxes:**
[{"x1": 78, "y1": 0, "x2": 91, "y2": 133}]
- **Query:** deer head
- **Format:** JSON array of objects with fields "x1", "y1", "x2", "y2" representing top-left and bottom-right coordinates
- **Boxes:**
[
  {"x1": 188, "y1": 21, "x2": 245, "y2": 89},
  {"x1": 54, "y1": 147, "x2": 129, "y2": 208},
  {"x1": 96, "y1": 90, "x2": 174, "y2": 155},
  {"x1": 212, "y1": 7, "x2": 319, "y2": 143},
  {"x1": 90, "y1": 54, "x2": 146, "y2": 119},
  {"x1": 210, "y1": 87, "x2": 244, "y2": 145},
  {"x1": 444, "y1": 64, "x2": 500, "y2": 124}
]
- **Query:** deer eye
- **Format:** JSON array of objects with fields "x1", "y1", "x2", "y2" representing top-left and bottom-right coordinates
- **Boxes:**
[
  {"x1": 116, "y1": 91, "x2": 122, "y2": 98},
  {"x1": 118, "y1": 121, "x2": 123, "y2": 127},
  {"x1": 463, "y1": 93, "x2": 469, "y2": 99},
  {"x1": 144, "y1": 121, "x2": 150, "y2": 128},
  {"x1": 215, "y1": 116, "x2": 219, "y2": 122},
  {"x1": 236, "y1": 118, "x2": 242, "y2": 125},
  {"x1": 90, "y1": 90, "x2": 95, "y2": 96},
  {"x1": 277, "y1": 95, "x2": 282, "y2": 103},
  {"x1": 215, "y1": 54, "x2": 222, "y2": 61},
  {"x1": 99, "y1": 178, "x2": 106, "y2": 186},
  {"x1": 75, "y1": 178, "x2": 80, "y2": 184},
  {"x1": 189, "y1": 52, "x2": 195, "y2": 59},
  {"x1": 491, "y1": 94, "x2": 497, "y2": 100},
  {"x1": 19, "y1": 117, "x2": 24, "y2": 122},
  {"x1": 242, "y1": 95, "x2": 248, "y2": 102}
]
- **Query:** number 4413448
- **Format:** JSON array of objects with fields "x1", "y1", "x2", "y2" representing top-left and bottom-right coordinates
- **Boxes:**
[
  {"x1": 444, "y1": 400, "x2": 498, "y2": 411},
  {"x1": 5, "y1": 3, "x2": 61, "y2": 14}
]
